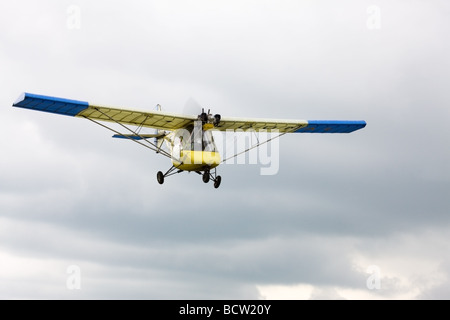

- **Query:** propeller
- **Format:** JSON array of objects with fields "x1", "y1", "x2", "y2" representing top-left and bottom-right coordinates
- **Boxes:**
[
  {"x1": 183, "y1": 97, "x2": 203, "y2": 116},
  {"x1": 183, "y1": 97, "x2": 221, "y2": 127}
]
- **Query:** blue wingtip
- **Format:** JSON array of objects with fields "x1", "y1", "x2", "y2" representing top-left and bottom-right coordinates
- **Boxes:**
[
  {"x1": 295, "y1": 120, "x2": 367, "y2": 133},
  {"x1": 12, "y1": 92, "x2": 89, "y2": 117}
]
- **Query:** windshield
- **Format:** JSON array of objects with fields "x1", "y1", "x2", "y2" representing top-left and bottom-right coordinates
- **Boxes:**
[
  {"x1": 179, "y1": 124, "x2": 217, "y2": 152},
  {"x1": 202, "y1": 130, "x2": 217, "y2": 152}
]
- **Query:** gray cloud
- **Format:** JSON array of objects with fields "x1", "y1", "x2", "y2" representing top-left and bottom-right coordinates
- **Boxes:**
[{"x1": 1, "y1": 0, "x2": 450, "y2": 299}]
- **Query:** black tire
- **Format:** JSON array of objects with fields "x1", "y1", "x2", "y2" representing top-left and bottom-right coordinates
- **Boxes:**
[
  {"x1": 214, "y1": 176, "x2": 222, "y2": 189},
  {"x1": 157, "y1": 171, "x2": 164, "y2": 185},
  {"x1": 203, "y1": 171, "x2": 210, "y2": 183}
]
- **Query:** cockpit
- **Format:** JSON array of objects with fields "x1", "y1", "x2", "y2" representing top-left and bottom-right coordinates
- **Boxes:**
[{"x1": 179, "y1": 123, "x2": 217, "y2": 152}]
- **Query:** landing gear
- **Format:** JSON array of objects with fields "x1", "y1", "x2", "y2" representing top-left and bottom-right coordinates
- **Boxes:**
[
  {"x1": 157, "y1": 171, "x2": 164, "y2": 184},
  {"x1": 199, "y1": 168, "x2": 222, "y2": 189},
  {"x1": 157, "y1": 166, "x2": 222, "y2": 188},
  {"x1": 203, "y1": 170, "x2": 210, "y2": 183},
  {"x1": 214, "y1": 176, "x2": 222, "y2": 189},
  {"x1": 156, "y1": 166, "x2": 183, "y2": 185}
]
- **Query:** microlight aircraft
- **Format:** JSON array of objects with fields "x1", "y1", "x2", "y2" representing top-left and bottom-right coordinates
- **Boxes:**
[{"x1": 13, "y1": 93, "x2": 366, "y2": 189}]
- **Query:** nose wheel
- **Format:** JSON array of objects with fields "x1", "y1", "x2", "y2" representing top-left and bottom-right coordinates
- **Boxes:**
[
  {"x1": 203, "y1": 171, "x2": 210, "y2": 183},
  {"x1": 213, "y1": 176, "x2": 222, "y2": 189},
  {"x1": 201, "y1": 168, "x2": 222, "y2": 189}
]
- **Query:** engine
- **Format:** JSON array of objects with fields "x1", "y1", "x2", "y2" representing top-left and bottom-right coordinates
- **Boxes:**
[{"x1": 198, "y1": 109, "x2": 221, "y2": 127}]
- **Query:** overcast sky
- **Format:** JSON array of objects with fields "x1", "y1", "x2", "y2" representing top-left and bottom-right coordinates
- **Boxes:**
[{"x1": 1, "y1": 0, "x2": 449, "y2": 299}]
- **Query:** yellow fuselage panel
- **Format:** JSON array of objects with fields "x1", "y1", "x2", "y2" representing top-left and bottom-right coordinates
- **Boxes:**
[{"x1": 172, "y1": 151, "x2": 220, "y2": 171}]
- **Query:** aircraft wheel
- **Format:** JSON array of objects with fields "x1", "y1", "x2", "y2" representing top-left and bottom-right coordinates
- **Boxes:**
[
  {"x1": 202, "y1": 171, "x2": 210, "y2": 183},
  {"x1": 214, "y1": 176, "x2": 222, "y2": 189},
  {"x1": 157, "y1": 171, "x2": 164, "y2": 185}
]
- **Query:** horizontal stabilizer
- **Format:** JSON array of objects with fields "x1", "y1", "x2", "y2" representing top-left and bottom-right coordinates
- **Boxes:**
[{"x1": 112, "y1": 133, "x2": 166, "y2": 140}]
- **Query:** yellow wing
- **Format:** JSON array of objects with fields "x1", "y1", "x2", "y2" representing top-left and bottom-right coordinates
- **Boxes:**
[
  {"x1": 213, "y1": 116, "x2": 308, "y2": 132},
  {"x1": 13, "y1": 93, "x2": 196, "y2": 131},
  {"x1": 77, "y1": 104, "x2": 197, "y2": 130},
  {"x1": 13, "y1": 93, "x2": 366, "y2": 133}
]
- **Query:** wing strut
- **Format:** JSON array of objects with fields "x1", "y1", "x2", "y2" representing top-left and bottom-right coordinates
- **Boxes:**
[
  {"x1": 221, "y1": 131, "x2": 288, "y2": 164},
  {"x1": 80, "y1": 106, "x2": 178, "y2": 161},
  {"x1": 82, "y1": 116, "x2": 173, "y2": 158},
  {"x1": 92, "y1": 107, "x2": 180, "y2": 160}
]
